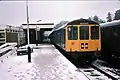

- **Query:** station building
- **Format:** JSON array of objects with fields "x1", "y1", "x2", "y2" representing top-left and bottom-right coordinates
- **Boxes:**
[
  {"x1": 0, "y1": 25, "x2": 25, "y2": 46},
  {"x1": 22, "y1": 23, "x2": 54, "y2": 44}
]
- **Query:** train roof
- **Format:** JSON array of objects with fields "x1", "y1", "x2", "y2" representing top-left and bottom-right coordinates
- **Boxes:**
[
  {"x1": 100, "y1": 20, "x2": 120, "y2": 27},
  {"x1": 52, "y1": 19, "x2": 99, "y2": 31},
  {"x1": 48, "y1": 21, "x2": 69, "y2": 35},
  {"x1": 67, "y1": 18, "x2": 99, "y2": 25},
  {"x1": 49, "y1": 19, "x2": 99, "y2": 36},
  {"x1": 52, "y1": 20, "x2": 69, "y2": 31}
]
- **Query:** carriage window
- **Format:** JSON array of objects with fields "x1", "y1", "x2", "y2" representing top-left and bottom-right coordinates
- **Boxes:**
[
  {"x1": 0, "y1": 38, "x2": 5, "y2": 41},
  {"x1": 91, "y1": 26, "x2": 99, "y2": 39},
  {"x1": 80, "y1": 26, "x2": 89, "y2": 40},
  {"x1": 68, "y1": 26, "x2": 78, "y2": 40},
  {"x1": 0, "y1": 33, "x2": 5, "y2": 38},
  {"x1": 113, "y1": 26, "x2": 120, "y2": 36}
]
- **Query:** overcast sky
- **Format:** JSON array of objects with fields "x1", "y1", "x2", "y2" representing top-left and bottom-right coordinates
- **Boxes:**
[{"x1": 0, "y1": 1, "x2": 120, "y2": 26}]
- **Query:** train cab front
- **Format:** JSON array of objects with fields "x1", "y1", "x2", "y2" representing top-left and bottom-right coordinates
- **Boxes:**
[{"x1": 65, "y1": 24, "x2": 101, "y2": 59}]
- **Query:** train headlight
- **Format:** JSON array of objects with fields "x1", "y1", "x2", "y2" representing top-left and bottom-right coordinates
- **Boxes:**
[
  {"x1": 81, "y1": 45, "x2": 84, "y2": 47},
  {"x1": 85, "y1": 45, "x2": 88, "y2": 47},
  {"x1": 81, "y1": 43, "x2": 84, "y2": 49},
  {"x1": 85, "y1": 43, "x2": 88, "y2": 49}
]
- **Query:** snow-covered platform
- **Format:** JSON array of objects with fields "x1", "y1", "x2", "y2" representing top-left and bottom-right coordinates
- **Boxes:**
[{"x1": 0, "y1": 44, "x2": 88, "y2": 80}]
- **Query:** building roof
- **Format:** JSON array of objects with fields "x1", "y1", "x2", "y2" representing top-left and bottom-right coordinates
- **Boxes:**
[
  {"x1": 22, "y1": 23, "x2": 54, "y2": 29},
  {"x1": 22, "y1": 23, "x2": 54, "y2": 25}
]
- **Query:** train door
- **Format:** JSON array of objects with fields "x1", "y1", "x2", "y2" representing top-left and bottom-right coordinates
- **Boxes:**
[
  {"x1": 89, "y1": 26, "x2": 101, "y2": 51},
  {"x1": 66, "y1": 26, "x2": 79, "y2": 52},
  {"x1": 79, "y1": 26, "x2": 90, "y2": 51}
]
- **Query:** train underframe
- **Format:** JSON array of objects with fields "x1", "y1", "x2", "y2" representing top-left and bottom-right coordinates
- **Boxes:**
[
  {"x1": 51, "y1": 41, "x2": 101, "y2": 67},
  {"x1": 101, "y1": 50, "x2": 120, "y2": 69},
  {"x1": 67, "y1": 51, "x2": 101, "y2": 67}
]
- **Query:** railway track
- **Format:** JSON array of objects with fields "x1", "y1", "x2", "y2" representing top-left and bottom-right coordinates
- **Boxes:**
[
  {"x1": 91, "y1": 59, "x2": 120, "y2": 80},
  {"x1": 77, "y1": 67, "x2": 111, "y2": 80},
  {"x1": 77, "y1": 59, "x2": 120, "y2": 80}
]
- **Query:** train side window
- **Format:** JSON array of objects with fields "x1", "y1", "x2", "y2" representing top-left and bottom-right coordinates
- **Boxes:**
[
  {"x1": 68, "y1": 26, "x2": 78, "y2": 40},
  {"x1": 80, "y1": 26, "x2": 89, "y2": 40},
  {"x1": 91, "y1": 26, "x2": 99, "y2": 39},
  {"x1": 113, "y1": 26, "x2": 120, "y2": 35}
]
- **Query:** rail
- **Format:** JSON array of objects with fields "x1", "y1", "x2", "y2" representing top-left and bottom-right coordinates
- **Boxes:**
[{"x1": 91, "y1": 60, "x2": 120, "y2": 80}]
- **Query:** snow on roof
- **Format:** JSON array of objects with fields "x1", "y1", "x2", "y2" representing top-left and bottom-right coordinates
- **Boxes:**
[
  {"x1": 0, "y1": 25, "x2": 6, "y2": 29},
  {"x1": 48, "y1": 20, "x2": 69, "y2": 35},
  {"x1": 53, "y1": 20, "x2": 69, "y2": 30},
  {"x1": 68, "y1": 18, "x2": 99, "y2": 25},
  {"x1": 100, "y1": 20, "x2": 120, "y2": 27}
]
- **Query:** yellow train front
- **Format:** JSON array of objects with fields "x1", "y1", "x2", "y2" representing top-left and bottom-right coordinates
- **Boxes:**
[{"x1": 49, "y1": 19, "x2": 101, "y2": 61}]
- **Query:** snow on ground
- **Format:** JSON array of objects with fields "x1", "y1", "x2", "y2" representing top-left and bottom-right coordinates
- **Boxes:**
[{"x1": 0, "y1": 44, "x2": 88, "y2": 80}]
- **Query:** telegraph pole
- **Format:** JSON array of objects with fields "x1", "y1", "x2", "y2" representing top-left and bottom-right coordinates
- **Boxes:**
[
  {"x1": 26, "y1": 0, "x2": 31, "y2": 63},
  {"x1": 26, "y1": 0, "x2": 30, "y2": 46}
]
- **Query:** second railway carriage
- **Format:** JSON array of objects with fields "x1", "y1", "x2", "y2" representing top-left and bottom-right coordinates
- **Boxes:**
[
  {"x1": 49, "y1": 19, "x2": 101, "y2": 61},
  {"x1": 100, "y1": 20, "x2": 120, "y2": 64}
]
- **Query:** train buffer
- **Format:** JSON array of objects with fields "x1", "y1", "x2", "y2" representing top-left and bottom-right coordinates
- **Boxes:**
[{"x1": 0, "y1": 44, "x2": 89, "y2": 80}]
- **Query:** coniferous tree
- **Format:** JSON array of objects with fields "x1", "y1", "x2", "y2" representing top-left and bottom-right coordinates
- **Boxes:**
[
  {"x1": 93, "y1": 15, "x2": 99, "y2": 23},
  {"x1": 88, "y1": 15, "x2": 105, "y2": 23},
  {"x1": 106, "y1": 12, "x2": 112, "y2": 22},
  {"x1": 88, "y1": 17, "x2": 92, "y2": 20},
  {"x1": 114, "y1": 9, "x2": 120, "y2": 20}
]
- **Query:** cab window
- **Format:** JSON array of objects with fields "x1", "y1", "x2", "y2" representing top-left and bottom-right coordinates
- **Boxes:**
[
  {"x1": 80, "y1": 26, "x2": 89, "y2": 40},
  {"x1": 68, "y1": 26, "x2": 78, "y2": 40},
  {"x1": 91, "y1": 26, "x2": 99, "y2": 39}
]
